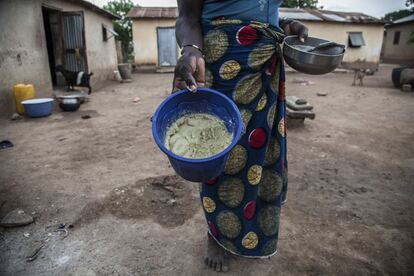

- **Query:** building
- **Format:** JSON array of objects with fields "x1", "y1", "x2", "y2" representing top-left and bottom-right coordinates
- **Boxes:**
[
  {"x1": 128, "y1": 7, "x2": 385, "y2": 71},
  {"x1": 0, "y1": 0, "x2": 120, "y2": 116},
  {"x1": 127, "y1": 7, "x2": 178, "y2": 68},
  {"x1": 381, "y1": 14, "x2": 414, "y2": 65}
]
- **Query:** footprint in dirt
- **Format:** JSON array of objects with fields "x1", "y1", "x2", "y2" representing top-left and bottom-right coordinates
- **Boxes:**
[{"x1": 73, "y1": 175, "x2": 200, "y2": 228}]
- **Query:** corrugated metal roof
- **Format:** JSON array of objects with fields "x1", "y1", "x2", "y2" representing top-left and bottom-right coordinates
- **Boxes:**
[
  {"x1": 69, "y1": 0, "x2": 120, "y2": 20},
  {"x1": 126, "y1": 7, "x2": 178, "y2": 18},
  {"x1": 280, "y1": 11, "x2": 322, "y2": 21},
  {"x1": 393, "y1": 14, "x2": 414, "y2": 24},
  {"x1": 281, "y1": 8, "x2": 384, "y2": 24},
  {"x1": 126, "y1": 7, "x2": 383, "y2": 25},
  {"x1": 322, "y1": 14, "x2": 347, "y2": 22}
]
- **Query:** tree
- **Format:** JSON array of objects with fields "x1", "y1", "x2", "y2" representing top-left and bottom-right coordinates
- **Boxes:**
[
  {"x1": 383, "y1": 9, "x2": 414, "y2": 22},
  {"x1": 281, "y1": 0, "x2": 319, "y2": 9},
  {"x1": 103, "y1": 0, "x2": 134, "y2": 62},
  {"x1": 405, "y1": 0, "x2": 414, "y2": 11}
]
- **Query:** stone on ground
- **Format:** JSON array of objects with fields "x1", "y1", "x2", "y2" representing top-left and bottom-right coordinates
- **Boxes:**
[{"x1": 0, "y1": 208, "x2": 34, "y2": 227}]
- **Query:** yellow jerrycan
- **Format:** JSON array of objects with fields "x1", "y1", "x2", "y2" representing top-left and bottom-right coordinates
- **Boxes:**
[{"x1": 13, "y1": 84, "x2": 36, "y2": 115}]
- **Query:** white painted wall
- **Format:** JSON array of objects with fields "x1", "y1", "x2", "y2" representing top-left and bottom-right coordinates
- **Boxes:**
[
  {"x1": 305, "y1": 21, "x2": 385, "y2": 67},
  {"x1": 132, "y1": 18, "x2": 178, "y2": 66}
]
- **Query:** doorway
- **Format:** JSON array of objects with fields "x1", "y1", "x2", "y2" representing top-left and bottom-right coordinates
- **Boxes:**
[
  {"x1": 42, "y1": 7, "x2": 59, "y2": 86},
  {"x1": 157, "y1": 27, "x2": 178, "y2": 67},
  {"x1": 42, "y1": 7, "x2": 88, "y2": 88},
  {"x1": 62, "y1": 12, "x2": 88, "y2": 72}
]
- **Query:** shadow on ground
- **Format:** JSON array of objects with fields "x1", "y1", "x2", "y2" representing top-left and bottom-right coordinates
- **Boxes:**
[{"x1": 73, "y1": 175, "x2": 199, "y2": 228}]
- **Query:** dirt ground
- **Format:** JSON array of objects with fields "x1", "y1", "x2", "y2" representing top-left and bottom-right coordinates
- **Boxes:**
[{"x1": 0, "y1": 65, "x2": 413, "y2": 276}]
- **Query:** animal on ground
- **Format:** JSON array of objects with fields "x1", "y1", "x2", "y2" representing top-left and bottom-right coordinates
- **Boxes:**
[
  {"x1": 55, "y1": 65, "x2": 93, "y2": 94},
  {"x1": 353, "y1": 69, "x2": 366, "y2": 86}
]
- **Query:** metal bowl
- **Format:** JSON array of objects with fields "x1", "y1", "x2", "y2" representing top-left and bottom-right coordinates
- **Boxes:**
[
  {"x1": 58, "y1": 96, "x2": 81, "y2": 112},
  {"x1": 283, "y1": 36, "x2": 345, "y2": 75},
  {"x1": 55, "y1": 91, "x2": 87, "y2": 104}
]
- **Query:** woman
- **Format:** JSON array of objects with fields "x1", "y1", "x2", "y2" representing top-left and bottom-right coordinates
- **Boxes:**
[{"x1": 173, "y1": 0, "x2": 308, "y2": 272}]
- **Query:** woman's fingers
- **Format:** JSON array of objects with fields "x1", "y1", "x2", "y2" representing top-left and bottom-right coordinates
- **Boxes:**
[
  {"x1": 194, "y1": 57, "x2": 206, "y2": 88},
  {"x1": 182, "y1": 70, "x2": 198, "y2": 91},
  {"x1": 297, "y1": 25, "x2": 309, "y2": 43},
  {"x1": 174, "y1": 62, "x2": 196, "y2": 90},
  {"x1": 290, "y1": 21, "x2": 309, "y2": 42},
  {"x1": 173, "y1": 79, "x2": 188, "y2": 90},
  {"x1": 173, "y1": 54, "x2": 205, "y2": 92}
]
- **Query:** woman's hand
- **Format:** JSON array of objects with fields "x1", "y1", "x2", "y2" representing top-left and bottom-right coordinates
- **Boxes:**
[
  {"x1": 280, "y1": 19, "x2": 309, "y2": 42},
  {"x1": 173, "y1": 46, "x2": 205, "y2": 92},
  {"x1": 174, "y1": 0, "x2": 204, "y2": 92}
]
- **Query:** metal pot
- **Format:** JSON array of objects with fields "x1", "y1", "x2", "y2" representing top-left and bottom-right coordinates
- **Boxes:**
[
  {"x1": 58, "y1": 97, "x2": 81, "y2": 112},
  {"x1": 283, "y1": 36, "x2": 345, "y2": 75},
  {"x1": 55, "y1": 91, "x2": 87, "y2": 104}
]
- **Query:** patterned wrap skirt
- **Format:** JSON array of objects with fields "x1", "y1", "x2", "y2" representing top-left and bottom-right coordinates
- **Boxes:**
[{"x1": 200, "y1": 19, "x2": 288, "y2": 258}]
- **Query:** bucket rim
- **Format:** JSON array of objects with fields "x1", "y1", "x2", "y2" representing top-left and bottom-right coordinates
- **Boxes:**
[
  {"x1": 152, "y1": 87, "x2": 243, "y2": 164},
  {"x1": 21, "y1": 98, "x2": 54, "y2": 104}
]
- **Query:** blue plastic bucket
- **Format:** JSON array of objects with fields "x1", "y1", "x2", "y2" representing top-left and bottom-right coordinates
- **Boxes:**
[
  {"x1": 21, "y1": 98, "x2": 54, "y2": 118},
  {"x1": 152, "y1": 88, "x2": 243, "y2": 182}
]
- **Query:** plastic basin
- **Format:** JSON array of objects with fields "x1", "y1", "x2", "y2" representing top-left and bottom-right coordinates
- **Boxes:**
[
  {"x1": 152, "y1": 88, "x2": 243, "y2": 182},
  {"x1": 21, "y1": 98, "x2": 54, "y2": 118}
]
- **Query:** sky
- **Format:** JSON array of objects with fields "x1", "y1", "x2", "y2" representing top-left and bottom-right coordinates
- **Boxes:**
[{"x1": 92, "y1": 0, "x2": 409, "y2": 18}]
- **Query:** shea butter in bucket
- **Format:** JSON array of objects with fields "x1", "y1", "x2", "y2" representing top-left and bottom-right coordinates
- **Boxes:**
[{"x1": 164, "y1": 113, "x2": 233, "y2": 159}]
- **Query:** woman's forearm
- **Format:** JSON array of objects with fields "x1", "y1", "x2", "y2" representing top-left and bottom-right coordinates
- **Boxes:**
[
  {"x1": 176, "y1": 0, "x2": 204, "y2": 50},
  {"x1": 173, "y1": 0, "x2": 206, "y2": 91}
]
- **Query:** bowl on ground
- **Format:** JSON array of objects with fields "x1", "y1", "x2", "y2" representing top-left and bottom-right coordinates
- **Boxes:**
[
  {"x1": 152, "y1": 88, "x2": 243, "y2": 183},
  {"x1": 283, "y1": 36, "x2": 345, "y2": 75},
  {"x1": 55, "y1": 91, "x2": 87, "y2": 104},
  {"x1": 58, "y1": 96, "x2": 81, "y2": 112},
  {"x1": 21, "y1": 98, "x2": 54, "y2": 118}
]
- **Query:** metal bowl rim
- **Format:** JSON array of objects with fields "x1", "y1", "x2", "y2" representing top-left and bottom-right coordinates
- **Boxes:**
[
  {"x1": 283, "y1": 35, "x2": 345, "y2": 58},
  {"x1": 283, "y1": 56, "x2": 337, "y2": 74},
  {"x1": 55, "y1": 94, "x2": 86, "y2": 98},
  {"x1": 283, "y1": 49, "x2": 344, "y2": 66}
]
